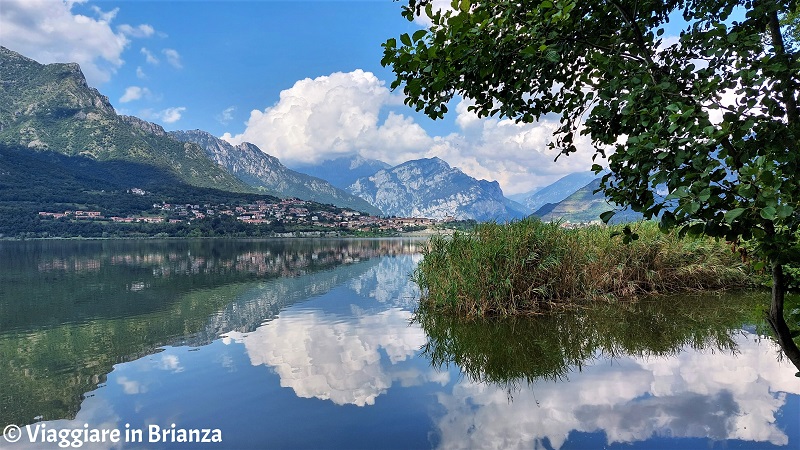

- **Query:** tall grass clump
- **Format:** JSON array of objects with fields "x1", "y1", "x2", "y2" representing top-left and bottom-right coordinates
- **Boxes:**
[{"x1": 413, "y1": 218, "x2": 755, "y2": 317}]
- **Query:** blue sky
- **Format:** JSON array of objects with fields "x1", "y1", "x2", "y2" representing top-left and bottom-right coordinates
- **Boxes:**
[{"x1": 0, "y1": 0, "x2": 614, "y2": 194}]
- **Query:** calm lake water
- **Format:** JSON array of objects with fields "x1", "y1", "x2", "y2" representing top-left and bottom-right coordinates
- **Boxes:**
[{"x1": 0, "y1": 239, "x2": 798, "y2": 449}]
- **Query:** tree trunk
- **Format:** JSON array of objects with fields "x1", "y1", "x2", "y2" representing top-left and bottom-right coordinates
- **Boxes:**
[{"x1": 766, "y1": 262, "x2": 800, "y2": 373}]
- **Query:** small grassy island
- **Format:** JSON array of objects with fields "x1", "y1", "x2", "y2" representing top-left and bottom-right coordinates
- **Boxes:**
[{"x1": 414, "y1": 219, "x2": 759, "y2": 317}]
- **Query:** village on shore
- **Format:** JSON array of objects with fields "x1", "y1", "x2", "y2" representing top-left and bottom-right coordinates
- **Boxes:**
[{"x1": 38, "y1": 196, "x2": 452, "y2": 234}]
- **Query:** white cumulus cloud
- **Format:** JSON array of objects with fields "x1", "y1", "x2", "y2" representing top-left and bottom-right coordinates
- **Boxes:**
[
  {"x1": 158, "y1": 106, "x2": 186, "y2": 124},
  {"x1": 223, "y1": 70, "x2": 599, "y2": 195},
  {"x1": 225, "y1": 308, "x2": 429, "y2": 406},
  {"x1": 222, "y1": 70, "x2": 429, "y2": 166},
  {"x1": 434, "y1": 332, "x2": 800, "y2": 449},
  {"x1": 119, "y1": 86, "x2": 151, "y2": 103},
  {"x1": 139, "y1": 106, "x2": 186, "y2": 125},
  {"x1": 0, "y1": 0, "x2": 129, "y2": 85}
]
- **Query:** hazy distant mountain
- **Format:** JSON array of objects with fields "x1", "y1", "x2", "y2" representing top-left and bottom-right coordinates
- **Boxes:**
[
  {"x1": 519, "y1": 171, "x2": 605, "y2": 212},
  {"x1": 507, "y1": 188, "x2": 540, "y2": 204},
  {"x1": 533, "y1": 178, "x2": 642, "y2": 224},
  {"x1": 348, "y1": 157, "x2": 529, "y2": 221},
  {"x1": 291, "y1": 156, "x2": 391, "y2": 189},
  {"x1": 169, "y1": 130, "x2": 381, "y2": 215},
  {"x1": 0, "y1": 46, "x2": 250, "y2": 193}
]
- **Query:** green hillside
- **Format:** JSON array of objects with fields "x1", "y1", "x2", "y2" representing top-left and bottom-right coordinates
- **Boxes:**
[
  {"x1": 533, "y1": 178, "x2": 642, "y2": 224},
  {"x1": 0, "y1": 46, "x2": 251, "y2": 193}
]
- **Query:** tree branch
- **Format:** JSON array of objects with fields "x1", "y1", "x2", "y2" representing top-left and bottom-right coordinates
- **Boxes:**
[{"x1": 767, "y1": 7, "x2": 800, "y2": 127}]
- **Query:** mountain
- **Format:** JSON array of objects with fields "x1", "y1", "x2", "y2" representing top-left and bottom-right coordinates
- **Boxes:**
[
  {"x1": 518, "y1": 171, "x2": 604, "y2": 212},
  {"x1": 348, "y1": 157, "x2": 529, "y2": 221},
  {"x1": 507, "y1": 188, "x2": 540, "y2": 204},
  {"x1": 291, "y1": 156, "x2": 392, "y2": 190},
  {"x1": 0, "y1": 46, "x2": 250, "y2": 193},
  {"x1": 168, "y1": 130, "x2": 382, "y2": 215},
  {"x1": 532, "y1": 178, "x2": 642, "y2": 224}
]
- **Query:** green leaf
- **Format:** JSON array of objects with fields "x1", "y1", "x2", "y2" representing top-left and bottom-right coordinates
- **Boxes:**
[
  {"x1": 400, "y1": 33, "x2": 412, "y2": 47},
  {"x1": 599, "y1": 211, "x2": 615, "y2": 223},
  {"x1": 760, "y1": 206, "x2": 777, "y2": 220},
  {"x1": 724, "y1": 208, "x2": 745, "y2": 223},
  {"x1": 776, "y1": 204, "x2": 793, "y2": 219},
  {"x1": 412, "y1": 29, "x2": 427, "y2": 43},
  {"x1": 459, "y1": 0, "x2": 470, "y2": 12}
]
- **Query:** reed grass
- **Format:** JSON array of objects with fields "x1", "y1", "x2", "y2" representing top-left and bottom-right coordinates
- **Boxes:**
[{"x1": 413, "y1": 219, "x2": 756, "y2": 317}]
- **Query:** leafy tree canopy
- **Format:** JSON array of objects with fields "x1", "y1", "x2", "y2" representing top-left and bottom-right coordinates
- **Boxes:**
[{"x1": 383, "y1": 0, "x2": 800, "y2": 368}]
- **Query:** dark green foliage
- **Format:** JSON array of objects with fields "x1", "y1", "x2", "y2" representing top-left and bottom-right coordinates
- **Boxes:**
[
  {"x1": 0, "y1": 143, "x2": 364, "y2": 238},
  {"x1": 416, "y1": 292, "x2": 768, "y2": 387},
  {"x1": 385, "y1": 1, "x2": 800, "y2": 367},
  {"x1": 383, "y1": 0, "x2": 799, "y2": 268}
]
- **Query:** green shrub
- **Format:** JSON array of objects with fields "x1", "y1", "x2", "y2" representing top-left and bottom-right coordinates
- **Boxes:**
[{"x1": 414, "y1": 219, "x2": 756, "y2": 317}]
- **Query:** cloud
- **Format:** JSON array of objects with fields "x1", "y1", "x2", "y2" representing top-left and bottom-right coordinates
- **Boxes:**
[
  {"x1": 222, "y1": 70, "x2": 430, "y2": 166},
  {"x1": 162, "y1": 48, "x2": 182, "y2": 69},
  {"x1": 119, "y1": 86, "x2": 151, "y2": 103},
  {"x1": 136, "y1": 66, "x2": 147, "y2": 79},
  {"x1": 411, "y1": 0, "x2": 457, "y2": 27},
  {"x1": 159, "y1": 354, "x2": 184, "y2": 373},
  {"x1": 116, "y1": 376, "x2": 147, "y2": 395},
  {"x1": 139, "y1": 106, "x2": 186, "y2": 125},
  {"x1": 90, "y1": 5, "x2": 118, "y2": 23},
  {"x1": 226, "y1": 307, "x2": 429, "y2": 406},
  {"x1": 159, "y1": 106, "x2": 186, "y2": 123},
  {"x1": 433, "y1": 332, "x2": 800, "y2": 449},
  {"x1": 0, "y1": 0, "x2": 129, "y2": 85},
  {"x1": 223, "y1": 255, "x2": 433, "y2": 406},
  {"x1": 118, "y1": 23, "x2": 155, "y2": 38},
  {"x1": 141, "y1": 47, "x2": 159, "y2": 65},
  {"x1": 216, "y1": 106, "x2": 236, "y2": 125},
  {"x1": 223, "y1": 70, "x2": 599, "y2": 195}
]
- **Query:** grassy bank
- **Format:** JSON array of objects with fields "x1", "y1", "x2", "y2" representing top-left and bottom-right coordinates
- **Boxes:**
[{"x1": 414, "y1": 219, "x2": 756, "y2": 317}]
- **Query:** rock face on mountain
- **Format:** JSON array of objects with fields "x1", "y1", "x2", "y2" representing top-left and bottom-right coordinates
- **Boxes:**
[
  {"x1": 291, "y1": 156, "x2": 391, "y2": 190},
  {"x1": 0, "y1": 46, "x2": 250, "y2": 192},
  {"x1": 348, "y1": 157, "x2": 528, "y2": 221},
  {"x1": 169, "y1": 130, "x2": 381, "y2": 215},
  {"x1": 533, "y1": 178, "x2": 642, "y2": 224}
]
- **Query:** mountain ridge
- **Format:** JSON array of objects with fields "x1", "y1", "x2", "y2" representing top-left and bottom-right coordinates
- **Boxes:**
[
  {"x1": 291, "y1": 156, "x2": 392, "y2": 190},
  {"x1": 168, "y1": 130, "x2": 382, "y2": 215},
  {"x1": 348, "y1": 157, "x2": 528, "y2": 221},
  {"x1": 0, "y1": 46, "x2": 252, "y2": 193}
]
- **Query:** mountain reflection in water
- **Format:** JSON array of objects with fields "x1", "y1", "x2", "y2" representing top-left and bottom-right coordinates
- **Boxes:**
[
  {"x1": 416, "y1": 295, "x2": 800, "y2": 448},
  {"x1": 1, "y1": 239, "x2": 798, "y2": 449}
]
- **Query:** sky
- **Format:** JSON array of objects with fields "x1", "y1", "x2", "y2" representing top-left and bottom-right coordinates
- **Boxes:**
[{"x1": 0, "y1": 0, "x2": 607, "y2": 195}]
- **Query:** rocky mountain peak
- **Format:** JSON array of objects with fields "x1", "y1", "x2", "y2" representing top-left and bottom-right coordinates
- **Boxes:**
[
  {"x1": 120, "y1": 115, "x2": 167, "y2": 137},
  {"x1": 348, "y1": 158, "x2": 528, "y2": 221}
]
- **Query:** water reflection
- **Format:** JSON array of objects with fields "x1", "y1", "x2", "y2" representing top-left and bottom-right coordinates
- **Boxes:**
[
  {"x1": 0, "y1": 239, "x2": 422, "y2": 428},
  {"x1": 1, "y1": 239, "x2": 798, "y2": 449},
  {"x1": 223, "y1": 255, "x2": 438, "y2": 407},
  {"x1": 418, "y1": 295, "x2": 800, "y2": 448},
  {"x1": 433, "y1": 331, "x2": 799, "y2": 449}
]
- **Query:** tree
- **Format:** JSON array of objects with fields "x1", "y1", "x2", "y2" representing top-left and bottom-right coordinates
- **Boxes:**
[{"x1": 382, "y1": 0, "x2": 800, "y2": 370}]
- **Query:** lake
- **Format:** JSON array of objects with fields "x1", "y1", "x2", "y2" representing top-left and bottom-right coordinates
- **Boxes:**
[{"x1": 0, "y1": 239, "x2": 798, "y2": 449}]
